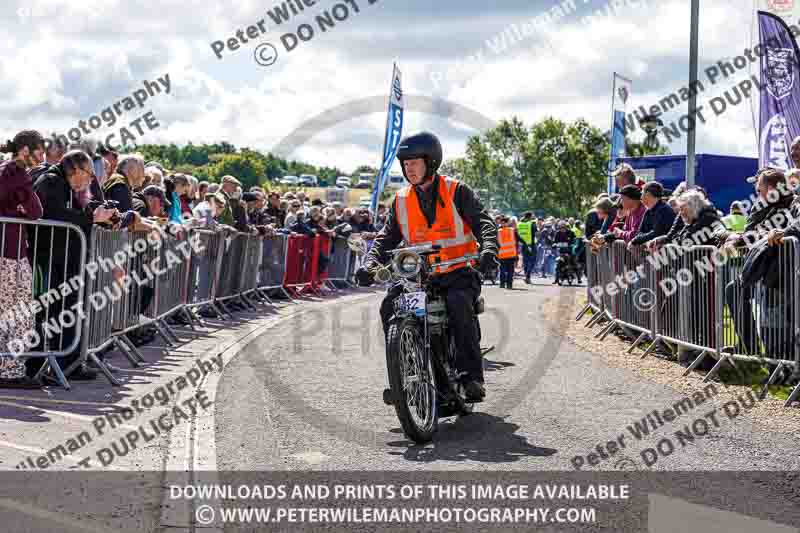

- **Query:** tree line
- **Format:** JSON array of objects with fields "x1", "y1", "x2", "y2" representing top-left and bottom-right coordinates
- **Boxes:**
[
  {"x1": 441, "y1": 117, "x2": 668, "y2": 217},
  {"x1": 125, "y1": 116, "x2": 665, "y2": 214}
]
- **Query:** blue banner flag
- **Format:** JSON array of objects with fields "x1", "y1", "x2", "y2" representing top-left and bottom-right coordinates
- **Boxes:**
[
  {"x1": 758, "y1": 11, "x2": 800, "y2": 170},
  {"x1": 370, "y1": 63, "x2": 404, "y2": 213},
  {"x1": 608, "y1": 73, "x2": 632, "y2": 193}
]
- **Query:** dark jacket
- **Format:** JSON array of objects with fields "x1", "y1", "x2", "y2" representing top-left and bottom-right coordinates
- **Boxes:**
[
  {"x1": 538, "y1": 226, "x2": 554, "y2": 246},
  {"x1": 350, "y1": 220, "x2": 377, "y2": 233},
  {"x1": 31, "y1": 164, "x2": 94, "y2": 267},
  {"x1": 102, "y1": 173, "x2": 134, "y2": 212},
  {"x1": 742, "y1": 193, "x2": 794, "y2": 240},
  {"x1": 230, "y1": 198, "x2": 250, "y2": 233},
  {"x1": 631, "y1": 200, "x2": 676, "y2": 245},
  {"x1": 741, "y1": 237, "x2": 779, "y2": 289},
  {"x1": 663, "y1": 213, "x2": 685, "y2": 242},
  {"x1": 266, "y1": 204, "x2": 286, "y2": 227},
  {"x1": 553, "y1": 228, "x2": 575, "y2": 245},
  {"x1": 249, "y1": 207, "x2": 269, "y2": 225},
  {"x1": 289, "y1": 218, "x2": 315, "y2": 236},
  {"x1": 0, "y1": 160, "x2": 44, "y2": 260},
  {"x1": 670, "y1": 206, "x2": 723, "y2": 247},
  {"x1": 366, "y1": 175, "x2": 498, "y2": 273},
  {"x1": 599, "y1": 207, "x2": 620, "y2": 235},
  {"x1": 584, "y1": 210, "x2": 603, "y2": 240}
]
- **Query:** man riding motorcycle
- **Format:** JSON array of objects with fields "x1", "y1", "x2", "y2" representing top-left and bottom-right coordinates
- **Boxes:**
[{"x1": 355, "y1": 132, "x2": 499, "y2": 402}]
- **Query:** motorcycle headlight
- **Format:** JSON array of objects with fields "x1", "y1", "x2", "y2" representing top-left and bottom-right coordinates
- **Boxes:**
[{"x1": 393, "y1": 251, "x2": 422, "y2": 278}]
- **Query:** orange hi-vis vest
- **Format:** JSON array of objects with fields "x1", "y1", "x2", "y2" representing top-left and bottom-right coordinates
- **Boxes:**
[
  {"x1": 395, "y1": 176, "x2": 479, "y2": 275},
  {"x1": 497, "y1": 227, "x2": 518, "y2": 259}
]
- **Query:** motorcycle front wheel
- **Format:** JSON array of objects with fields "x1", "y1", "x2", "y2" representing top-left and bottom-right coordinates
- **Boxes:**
[{"x1": 386, "y1": 317, "x2": 438, "y2": 443}]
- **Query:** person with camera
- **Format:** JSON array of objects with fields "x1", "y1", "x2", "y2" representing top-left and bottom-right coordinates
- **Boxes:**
[
  {"x1": 354, "y1": 132, "x2": 498, "y2": 402},
  {"x1": 30, "y1": 150, "x2": 119, "y2": 380}
]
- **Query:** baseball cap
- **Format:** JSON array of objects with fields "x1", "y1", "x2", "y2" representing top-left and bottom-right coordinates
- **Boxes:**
[
  {"x1": 221, "y1": 175, "x2": 242, "y2": 187},
  {"x1": 746, "y1": 167, "x2": 771, "y2": 183},
  {"x1": 747, "y1": 167, "x2": 786, "y2": 185}
]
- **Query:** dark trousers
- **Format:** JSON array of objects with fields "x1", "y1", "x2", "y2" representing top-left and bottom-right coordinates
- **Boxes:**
[
  {"x1": 499, "y1": 258, "x2": 516, "y2": 287},
  {"x1": 379, "y1": 269, "x2": 483, "y2": 383},
  {"x1": 726, "y1": 280, "x2": 795, "y2": 357},
  {"x1": 725, "y1": 280, "x2": 756, "y2": 353},
  {"x1": 521, "y1": 244, "x2": 536, "y2": 278}
]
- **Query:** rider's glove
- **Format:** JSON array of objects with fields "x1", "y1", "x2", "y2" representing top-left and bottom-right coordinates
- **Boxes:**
[
  {"x1": 355, "y1": 266, "x2": 375, "y2": 287},
  {"x1": 478, "y1": 252, "x2": 499, "y2": 278}
]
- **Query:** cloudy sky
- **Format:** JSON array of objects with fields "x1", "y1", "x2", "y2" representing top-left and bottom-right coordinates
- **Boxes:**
[{"x1": 0, "y1": 0, "x2": 778, "y2": 173}]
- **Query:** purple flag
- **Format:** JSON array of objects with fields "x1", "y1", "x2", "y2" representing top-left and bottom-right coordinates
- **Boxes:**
[{"x1": 759, "y1": 11, "x2": 800, "y2": 170}]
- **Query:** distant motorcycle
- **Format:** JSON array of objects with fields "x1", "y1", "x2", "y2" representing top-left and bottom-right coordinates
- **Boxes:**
[{"x1": 554, "y1": 242, "x2": 582, "y2": 286}]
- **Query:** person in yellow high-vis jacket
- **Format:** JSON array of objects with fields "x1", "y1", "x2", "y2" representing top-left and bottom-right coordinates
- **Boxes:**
[
  {"x1": 722, "y1": 202, "x2": 747, "y2": 233},
  {"x1": 516, "y1": 212, "x2": 537, "y2": 283}
]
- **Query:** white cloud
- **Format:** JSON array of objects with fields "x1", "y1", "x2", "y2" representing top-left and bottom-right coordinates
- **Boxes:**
[{"x1": 0, "y1": 0, "x2": 773, "y2": 172}]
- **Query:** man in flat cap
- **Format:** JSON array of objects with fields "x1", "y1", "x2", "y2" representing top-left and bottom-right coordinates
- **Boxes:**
[{"x1": 218, "y1": 175, "x2": 250, "y2": 232}]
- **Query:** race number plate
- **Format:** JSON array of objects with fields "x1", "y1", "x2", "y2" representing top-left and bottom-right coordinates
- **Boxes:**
[{"x1": 397, "y1": 291, "x2": 427, "y2": 316}]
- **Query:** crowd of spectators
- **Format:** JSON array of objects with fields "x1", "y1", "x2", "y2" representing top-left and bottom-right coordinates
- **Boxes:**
[
  {"x1": 587, "y1": 155, "x2": 800, "y2": 383},
  {"x1": 6, "y1": 126, "x2": 800, "y2": 388},
  {"x1": 0, "y1": 130, "x2": 391, "y2": 388}
]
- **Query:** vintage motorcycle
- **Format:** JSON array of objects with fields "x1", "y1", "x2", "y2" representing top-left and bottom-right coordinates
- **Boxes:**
[
  {"x1": 350, "y1": 238, "x2": 485, "y2": 443},
  {"x1": 554, "y1": 241, "x2": 581, "y2": 286}
]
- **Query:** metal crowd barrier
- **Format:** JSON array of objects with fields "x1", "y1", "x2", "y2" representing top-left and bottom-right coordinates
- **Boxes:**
[
  {"x1": 258, "y1": 234, "x2": 293, "y2": 301},
  {"x1": 239, "y1": 233, "x2": 266, "y2": 308},
  {"x1": 715, "y1": 237, "x2": 800, "y2": 404},
  {"x1": 575, "y1": 241, "x2": 602, "y2": 322},
  {"x1": 76, "y1": 227, "x2": 147, "y2": 386},
  {"x1": 0, "y1": 219, "x2": 357, "y2": 390},
  {"x1": 594, "y1": 241, "x2": 653, "y2": 349},
  {"x1": 0, "y1": 217, "x2": 88, "y2": 389},
  {"x1": 215, "y1": 232, "x2": 250, "y2": 310},
  {"x1": 146, "y1": 230, "x2": 195, "y2": 336},
  {"x1": 327, "y1": 236, "x2": 355, "y2": 288},
  {"x1": 577, "y1": 237, "x2": 800, "y2": 407},
  {"x1": 186, "y1": 229, "x2": 228, "y2": 318}
]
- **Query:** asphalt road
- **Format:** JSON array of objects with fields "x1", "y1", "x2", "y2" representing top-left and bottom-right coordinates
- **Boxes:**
[{"x1": 215, "y1": 281, "x2": 800, "y2": 473}]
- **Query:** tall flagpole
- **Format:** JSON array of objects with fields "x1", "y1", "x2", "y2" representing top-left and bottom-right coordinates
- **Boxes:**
[
  {"x1": 607, "y1": 73, "x2": 618, "y2": 194},
  {"x1": 686, "y1": 0, "x2": 700, "y2": 187}
]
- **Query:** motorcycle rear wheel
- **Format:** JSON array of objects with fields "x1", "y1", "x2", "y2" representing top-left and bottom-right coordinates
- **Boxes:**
[{"x1": 386, "y1": 317, "x2": 438, "y2": 443}]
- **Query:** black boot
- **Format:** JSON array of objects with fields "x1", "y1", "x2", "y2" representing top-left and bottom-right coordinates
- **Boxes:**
[{"x1": 463, "y1": 380, "x2": 486, "y2": 402}]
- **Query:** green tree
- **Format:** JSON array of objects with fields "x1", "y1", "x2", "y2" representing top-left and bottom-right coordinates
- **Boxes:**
[
  {"x1": 209, "y1": 153, "x2": 266, "y2": 190},
  {"x1": 454, "y1": 117, "x2": 610, "y2": 217}
]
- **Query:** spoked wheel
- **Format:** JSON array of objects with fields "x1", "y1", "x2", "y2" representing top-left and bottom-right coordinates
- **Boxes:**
[{"x1": 386, "y1": 317, "x2": 438, "y2": 443}]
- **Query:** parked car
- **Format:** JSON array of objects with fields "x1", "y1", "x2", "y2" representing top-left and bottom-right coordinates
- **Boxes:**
[
  {"x1": 298, "y1": 174, "x2": 318, "y2": 187},
  {"x1": 355, "y1": 173, "x2": 372, "y2": 189},
  {"x1": 359, "y1": 195, "x2": 372, "y2": 208},
  {"x1": 387, "y1": 173, "x2": 405, "y2": 189},
  {"x1": 335, "y1": 176, "x2": 351, "y2": 188},
  {"x1": 280, "y1": 175, "x2": 299, "y2": 186}
]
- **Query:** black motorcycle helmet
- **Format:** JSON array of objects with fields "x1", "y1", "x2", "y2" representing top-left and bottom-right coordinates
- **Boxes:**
[{"x1": 397, "y1": 132, "x2": 442, "y2": 183}]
